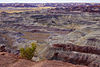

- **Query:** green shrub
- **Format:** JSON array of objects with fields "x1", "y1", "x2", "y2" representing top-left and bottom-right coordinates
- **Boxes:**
[{"x1": 20, "y1": 42, "x2": 37, "y2": 60}]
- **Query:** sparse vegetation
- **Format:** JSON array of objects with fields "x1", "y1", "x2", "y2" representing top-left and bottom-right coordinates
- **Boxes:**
[{"x1": 20, "y1": 42, "x2": 37, "y2": 60}]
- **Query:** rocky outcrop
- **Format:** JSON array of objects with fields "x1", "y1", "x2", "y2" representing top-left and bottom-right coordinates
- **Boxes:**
[
  {"x1": 51, "y1": 51, "x2": 99, "y2": 65},
  {"x1": 0, "y1": 45, "x2": 7, "y2": 52},
  {"x1": 53, "y1": 43, "x2": 100, "y2": 55},
  {"x1": 46, "y1": 44, "x2": 100, "y2": 67}
]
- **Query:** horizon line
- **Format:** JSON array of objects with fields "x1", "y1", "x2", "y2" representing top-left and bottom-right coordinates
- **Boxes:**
[{"x1": 0, "y1": 2, "x2": 100, "y2": 3}]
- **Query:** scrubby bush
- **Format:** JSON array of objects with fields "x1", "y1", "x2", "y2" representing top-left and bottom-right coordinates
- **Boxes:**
[{"x1": 20, "y1": 42, "x2": 37, "y2": 60}]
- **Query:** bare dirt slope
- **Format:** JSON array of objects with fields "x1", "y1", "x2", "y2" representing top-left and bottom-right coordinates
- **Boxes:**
[{"x1": 0, "y1": 52, "x2": 87, "y2": 67}]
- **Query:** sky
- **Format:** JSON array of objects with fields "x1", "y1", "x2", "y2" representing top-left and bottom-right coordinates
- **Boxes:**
[{"x1": 0, "y1": 0, "x2": 100, "y2": 3}]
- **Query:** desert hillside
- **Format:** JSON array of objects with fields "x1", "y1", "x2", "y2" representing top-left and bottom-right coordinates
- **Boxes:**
[{"x1": 0, "y1": 3, "x2": 100, "y2": 67}]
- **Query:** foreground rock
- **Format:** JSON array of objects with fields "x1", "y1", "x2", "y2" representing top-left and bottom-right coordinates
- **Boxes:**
[{"x1": 0, "y1": 52, "x2": 86, "y2": 67}]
